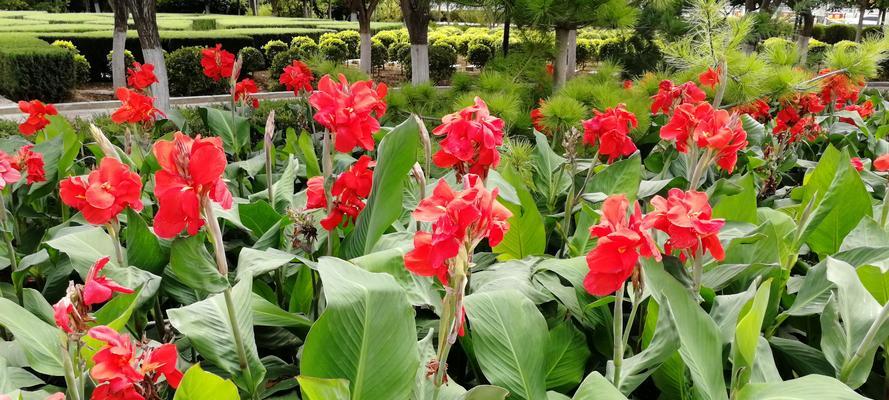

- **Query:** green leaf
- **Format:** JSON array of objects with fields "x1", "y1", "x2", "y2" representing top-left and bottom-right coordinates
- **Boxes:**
[
  {"x1": 464, "y1": 290, "x2": 548, "y2": 400},
  {"x1": 173, "y1": 364, "x2": 240, "y2": 400},
  {"x1": 587, "y1": 153, "x2": 642, "y2": 202},
  {"x1": 644, "y1": 259, "x2": 728, "y2": 400},
  {"x1": 731, "y1": 279, "x2": 771, "y2": 390},
  {"x1": 45, "y1": 226, "x2": 121, "y2": 276},
  {"x1": 297, "y1": 376, "x2": 351, "y2": 400},
  {"x1": 768, "y1": 337, "x2": 835, "y2": 376},
  {"x1": 612, "y1": 299, "x2": 679, "y2": 394},
  {"x1": 235, "y1": 247, "x2": 294, "y2": 281},
  {"x1": 82, "y1": 290, "x2": 141, "y2": 367},
  {"x1": 167, "y1": 279, "x2": 266, "y2": 395},
  {"x1": 460, "y1": 386, "x2": 510, "y2": 400},
  {"x1": 544, "y1": 321, "x2": 589, "y2": 392},
  {"x1": 125, "y1": 208, "x2": 168, "y2": 274},
  {"x1": 168, "y1": 234, "x2": 229, "y2": 294},
  {"x1": 0, "y1": 298, "x2": 64, "y2": 376},
  {"x1": 0, "y1": 356, "x2": 43, "y2": 393},
  {"x1": 572, "y1": 371, "x2": 627, "y2": 400},
  {"x1": 493, "y1": 167, "x2": 545, "y2": 261},
  {"x1": 201, "y1": 107, "x2": 250, "y2": 156},
  {"x1": 712, "y1": 174, "x2": 757, "y2": 224},
  {"x1": 740, "y1": 114, "x2": 766, "y2": 147},
  {"x1": 298, "y1": 130, "x2": 322, "y2": 178},
  {"x1": 251, "y1": 293, "x2": 311, "y2": 328},
  {"x1": 237, "y1": 201, "x2": 284, "y2": 240},
  {"x1": 301, "y1": 257, "x2": 419, "y2": 400},
  {"x1": 251, "y1": 155, "x2": 300, "y2": 213},
  {"x1": 735, "y1": 375, "x2": 866, "y2": 400},
  {"x1": 343, "y1": 117, "x2": 419, "y2": 258},
  {"x1": 857, "y1": 265, "x2": 889, "y2": 305}
]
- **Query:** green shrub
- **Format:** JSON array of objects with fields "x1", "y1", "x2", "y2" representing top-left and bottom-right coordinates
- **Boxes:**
[
  {"x1": 290, "y1": 36, "x2": 316, "y2": 50},
  {"x1": 863, "y1": 25, "x2": 883, "y2": 39},
  {"x1": 192, "y1": 18, "x2": 218, "y2": 31},
  {"x1": 467, "y1": 43, "x2": 493, "y2": 67},
  {"x1": 823, "y1": 24, "x2": 857, "y2": 44},
  {"x1": 320, "y1": 37, "x2": 349, "y2": 62},
  {"x1": 165, "y1": 46, "x2": 226, "y2": 96},
  {"x1": 0, "y1": 35, "x2": 75, "y2": 102},
  {"x1": 306, "y1": 58, "x2": 368, "y2": 83},
  {"x1": 269, "y1": 47, "x2": 304, "y2": 85},
  {"x1": 262, "y1": 39, "x2": 288, "y2": 62},
  {"x1": 373, "y1": 30, "x2": 402, "y2": 51},
  {"x1": 50, "y1": 39, "x2": 79, "y2": 54},
  {"x1": 291, "y1": 36, "x2": 319, "y2": 59},
  {"x1": 812, "y1": 24, "x2": 826, "y2": 41},
  {"x1": 239, "y1": 46, "x2": 265, "y2": 73},
  {"x1": 576, "y1": 38, "x2": 596, "y2": 66},
  {"x1": 337, "y1": 30, "x2": 361, "y2": 59},
  {"x1": 371, "y1": 38, "x2": 387, "y2": 70},
  {"x1": 73, "y1": 54, "x2": 90, "y2": 85},
  {"x1": 389, "y1": 41, "x2": 410, "y2": 66},
  {"x1": 429, "y1": 42, "x2": 457, "y2": 83}
]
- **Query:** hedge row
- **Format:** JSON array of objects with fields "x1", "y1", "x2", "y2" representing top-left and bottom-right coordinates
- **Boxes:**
[
  {"x1": 811, "y1": 23, "x2": 884, "y2": 44},
  {"x1": 0, "y1": 34, "x2": 74, "y2": 102}
]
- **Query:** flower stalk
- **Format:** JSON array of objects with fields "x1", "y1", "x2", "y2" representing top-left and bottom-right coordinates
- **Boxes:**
[
  {"x1": 0, "y1": 192, "x2": 20, "y2": 303},
  {"x1": 321, "y1": 129, "x2": 335, "y2": 256},
  {"x1": 612, "y1": 282, "x2": 625, "y2": 387}
]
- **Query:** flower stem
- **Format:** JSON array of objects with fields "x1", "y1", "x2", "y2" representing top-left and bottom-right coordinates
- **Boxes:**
[
  {"x1": 839, "y1": 300, "x2": 889, "y2": 383},
  {"x1": 264, "y1": 111, "x2": 276, "y2": 207},
  {"x1": 881, "y1": 183, "x2": 889, "y2": 228},
  {"x1": 106, "y1": 219, "x2": 126, "y2": 268},
  {"x1": 62, "y1": 340, "x2": 83, "y2": 400},
  {"x1": 321, "y1": 130, "x2": 335, "y2": 256},
  {"x1": 433, "y1": 248, "x2": 469, "y2": 392},
  {"x1": 612, "y1": 283, "x2": 625, "y2": 387},
  {"x1": 0, "y1": 193, "x2": 20, "y2": 303}
]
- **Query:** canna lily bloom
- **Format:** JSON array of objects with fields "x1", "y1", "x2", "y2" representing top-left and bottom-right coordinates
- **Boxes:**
[
  {"x1": 59, "y1": 157, "x2": 143, "y2": 225},
  {"x1": 874, "y1": 154, "x2": 889, "y2": 171},
  {"x1": 279, "y1": 60, "x2": 314, "y2": 94},
  {"x1": 732, "y1": 99, "x2": 771, "y2": 122},
  {"x1": 661, "y1": 102, "x2": 747, "y2": 173},
  {"x1": 309, "y1": 74, "x2": 388, "y2": 153},
  {"x1": 584, "y1": 195, "x2": 661, "y2": 296},
  {"x1": 623, "y1": 80, "x2": 633, "y2": 89},
  {"x1": 83, "y1": 256, "x2": 134, "y2": 306},
  {"x1": 91, "y1": 377, "x2": 143, "y2": 400},
  {"x1": 52, "y1": 296, "x2": 75, "y2": 334},
  {"x1": 819, "y1": 68, "x2": 862, "y2": 107},
  {"x1": 201, "y1": 44, "x2": 235, "y2": 82},
  {"x1": 233, "y1": 78, "x2": 260, "y2": 109},
  {"x1": 140, "y1": 343, "x2": 183, "y2": 388},
  {"x1": 432, "y1": 97, "x2": 504, "y2": 179},
  {"x1": 304, "y1": 155, "x2": 375, "y2": 230},
  {"x1": 14, "y1": 145, "x2": 45, "y2": 184},
  {"x1": 88, "y1": 326, "x2": 143, "y2": 384},
  {"x1": 698, "y1": 66, "x2": 720, "y2": 89},
  {"x1": 126, "y1": 62, "x2": 157, "y2": 92},
  {"x1": 404, "y1": 175, "x2": 511, "y2": 285},
  {"x1": 643, "y1": 189, "x2": 725, "y2": 261},
  {"x1": 152, "y1": 132, "x2": 233, "y2": 239},
  {"x1": 18, "y1": 100, "x2": 58, "y2": 136},
  {"x1": 530, "y1": 107, "x2": 546, "y2": 134},
  {"x1": 851, "y1": 157, "x2": 864, "y2": 172},
  {"x1": 842, "y1": 100, "x2": 874, "y2": 125},
  {"x1": 650, "y1": 80, "x2": 706, "y2": 115},
  {"x1": 582, "y1": 104, "x2": 638, "y2": 163},
  {"x1": 0, "y1": 152, "x2": 22, "y2": 190},
  {"x1": 89, "y1": 326, "x2": 183, "y2": 400},
  {"x1": 111, "y1": 88, "x2": 161, "y2": 124}
]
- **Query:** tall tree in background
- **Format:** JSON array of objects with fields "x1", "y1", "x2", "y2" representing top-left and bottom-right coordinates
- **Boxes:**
[
  {"x1": 400, "y1": 0, "x2": 431, "y2": 83},
  {"x1": 347, "y1": 0, "x2": 382, "y2": 74},
  {"x1": 127, "y1": 0, "x2": 170, "y2": 112},
  {"x1": 111, "y1": 0, "x2": 128, "y2": 89}
]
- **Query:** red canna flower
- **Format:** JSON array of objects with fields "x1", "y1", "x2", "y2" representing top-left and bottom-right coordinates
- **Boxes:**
[
  {"x1": 530, "y1": 106, "x2": 546, "y2": 134},
  {"x1": 732, "y1": 99, "x2": 771, "y2": 122},
  {"x1": 842, "y1": 99, "x2": 874, "y2": 125},
  {"x1": 851, "y1": 157, "x2": 864, "y2": 172},
  {"x1": 14, "y1": 144, "x2": 45, "y2": 184},
  {"x1": 582, "y1": 104, "x2": 638, "y2": 163},
  {"x1": 91, "y1": 378, "x2": 143, "y2": 400},
  {"x1": 233, "y1": 78, "x2": 259, "y2": 109},
  {"x1": 126, "y1": 62, "x2": 157, "y2": 92},
  {"x1": 661, "y1": 102, "x2": 747, "y2": 173},
  {"x1": 875, "y1": 154, "x2": 889, "y2": 171},
  {"x1": 819, "y1": 68, "x2": 862, "y2": 107},
  {"x1": 88, "y1": 325, "x2": 182, "y2": 400},
  {"x1": 152, "y1": 132, "x2": 232, "y2": 239},
  {"x1": 0, "y1": 152, "x2": 22, "y2": 190},
  {"x1": 546, "y1": 63, "x2": 554, "y2": 75},
  {"x1": 279, "y1": 60, "x2": 314, "y2": 94},
  {"x1": 584, "y1": 195, "x2": 661, "y2": 296},
  {"x1": 650, "y1": 80, "x2": 706, "y2": 115},
  {"x1": 139, "y1": 343, "x2": 183, "y2": 388},
  {"x1": 53, "y1": 297, "x2": 75, "y2": 334},
  {"x1": 18, "y1": 100, "x2": 58, "y2": 136},
  {"x1": 111, "y1": 88, "x2": 161, "y2": 125},
  {"x1": 201, "y1": 44, "x2": 235, "y2": 82},
  {"x1": 404, "y1": 175, "x2": 511, "y2": 285},
  {"x1": 623, "y1": 80, "x2": 633, "y2": 89},
  {"x1": 83, "y1": 256, "x2": 134, "y2": 306},
  {"x1": 89, "y1": 326, "x2": 143, "y2": 384},
  {"x1": 304, "y1": 155, "x2": 375, "y2": 230},
  {"x1": 309, "y1": 74, "x2": 388, "y2": 153},
  {"x1": 432, "y1": 97, "x2": 504, "y2": 179},
  {"x1": 643, "y1": 189, "x2": 725, "y2": 261},
  {"x1": 60, "y1": 157, "x2": 143, "y2": 225},
  {"x1": 698, "y1": 66, "x2": 721, "y2": 89}
]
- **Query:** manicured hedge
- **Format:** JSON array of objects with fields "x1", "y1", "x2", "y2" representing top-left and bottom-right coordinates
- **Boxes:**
[{"x1": 0, "y1": 34, "x2": 74, "y2": 102}]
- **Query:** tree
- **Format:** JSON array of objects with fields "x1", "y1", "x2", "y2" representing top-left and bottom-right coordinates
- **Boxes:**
[
  {"x1": 111, "y1": 0, "x2": 128, "y2": 89},
  {"x1": 127, "y1": 0, "x2": 170, "y2": 112},
  {"x1": 400, "y1": 0, "x2": 431, "y2": 83},
  {"x1": 346, "y1": 0, "x2": 382, "y2": 74}
]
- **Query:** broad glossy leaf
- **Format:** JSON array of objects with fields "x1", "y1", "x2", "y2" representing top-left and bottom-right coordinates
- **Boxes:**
[
  {"x1": 201, "y1": 107, "x2": 250, "y2": 156},
  {"x1": 297, "y1": 130, "x2": 322, "y2": 178},
  {"x1": 82, "y1": 290, "x2": 140, "y2": 366},
  {"x1": 45, "y1": 226, "x2": 121, "y2": 276},
  {"x1": 0, "y1": 298, "x2": 64, "y2": 376},
  {"x1": 544, "y1": 321, "x2": 589, "y2": 392},
  {"x1": 857, "y1": 265, "x2": 889, "y2": 305},
  {"x1": 168, "y1": 234, "x2": 228, "y2": 294},
  {"x1": 712, "y1": 174, "x2": 757, "y2": 224},
  {"x1": 251, "y1": 155, "x2": 300, "y2": 213},
  {"x1": 587, "y1": 153, "x2": 642, "y2": 202},
  {"x1": 731, "y1": 279, "x2": 771, "y2": 389},
  {"x1": 465, "y1": 290, "x2": 548, "y2": 400},
  {"x1": 301, "y1": 257, "x2": 419, "y2": 400},
  {"x1": 610, "y1": 299, "x2": 679, "y2": 394},
  {"x1": 167, "y1": 279, "x2": 266, "y2": 395},
  {"x1": 343, "y1": 117, "x2": 419, "y2": 258},
  {"x1": 125, "y1": 208, "x2": 168, "y2": 274},
  {"x1": 460, "y1": 386, "x2": 510, "y2": 400},
  {"x1": 768, "y1": 337, "x2": 835, "y2": 376},
  {"x1": 573, "y1": 371, "x2": 627, "y2": 400},
  {"x1": 250, "y1": 293, "x2": 311, "y2": 329},
  {"x1": 413, "y1": 329, "x2": 468, "y2": 400},
  {"x1": 174, "y1": 364, "x2": 239, "y2": 400},
  {"x1": 493, "y1": 167, "x2": 545, "y2": 261},
  {"x1": 298, "y1": 376, "x2": 351, "y2": 400},
  {"x1": 238, "y1": 201, "x2": 284, "y2": 240},
  {"x1": 235, "y1": 247, "x2": 294, "y2": 281},
  {"x1": 735, "y1": 375, "x2": 866, "y2": 400}
]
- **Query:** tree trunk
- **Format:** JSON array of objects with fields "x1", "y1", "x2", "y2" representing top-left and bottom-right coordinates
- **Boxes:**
[
  {"x1": 554, "y1": 28, "x2": 576, "y2": 88},
  {"x1": 401, "y1": 0, "x2": 431, "y2": 84},
  {"x1": 112, "y1": 0, "x2": 128, "y2": 89},
  {"x1": 745, "y1": 0, "x2": 758, "y2": 13},
  {"x1": 797, "y1": 9, "x2": 814, "y2": 66},
  {"x1": 502, "y1": 10, "x2": 510, "y2": 57},
  {"x1": 249, "y1": 0, "x2": 258, "y2": 16},
  {"x1": 128, "y1": 0, "x2": 170, "y2": 113},
  {"x1": 358, "y1": 19, "x2": 372, "y2": 74},
  {"x1": 856, "y1": 0, "x2": 867, "y2": 42}
]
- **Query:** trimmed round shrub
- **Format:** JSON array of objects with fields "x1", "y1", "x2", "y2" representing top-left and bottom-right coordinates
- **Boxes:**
[
  {"x1": 165, "y1": 46, "x2": 226, "y2": 96},
  {"x1": 337, "y1": 30, "x2": 361, "y2": 59},
  {"x1": 576, "y1": 38, "x2": 596, "y2": 66},
  {"x1": 51, "y1": 40, "x2": 79, "y2": 54},
  {"x1": 823, "y1": 24, "x2": 857, "y2": 44},
  {"x1": 812, "y1": 24, "x2": 826, "y2": 41},
  {"x1": 371, "y1": 38, "x2": 387, "y2": 70},
  {"x1": 389, "y1": 41, "x2": 410, "y2": 65},
  {"x1": 262, "y1": 40, "x2": 288, "y2": 63},
  {"x1": 320, "y1": 38, "x2": 350, "y2": 63},
  {"x1": 73, "y1": 54, "x2": 90, "y2": 85},
  {"x1": 467, "y1": 43, "x2": 493, "y2": 67},
  {"x1": 429, "y1": 42, "x2": 457, "y2": 83},
  {"x1": 239, "y1": 46, "x2": 265, "y2": 73},
  {"x1": 290, "y1": 36, "x2": 316, "y2": 51},
  {"x1": 295, "y1": 41, "x2": 319, "y2": 59},
  {"x1": 373, "y1": 30, "x2": 402, "y2": 51}
]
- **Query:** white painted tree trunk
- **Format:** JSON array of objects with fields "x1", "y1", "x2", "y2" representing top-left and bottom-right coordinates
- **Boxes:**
[
  {"x1": 143, "y1": 48, "x2": 170, "y2": 113},
  {"x1": 359, "y1": 29, "x2": 372, "y2": 74},
  {"x1": 410, "y1": 44, "x2": 429, "y2": 84},
  {"x1": 112, "y1": 30, "x2": 127, "y2": 89},
  {"x1": 554, "y1": 28, "x2": 577, "y2": 88},
  {"x1": 797, "y1": 35, "x2": 810, "y2": 65}
]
